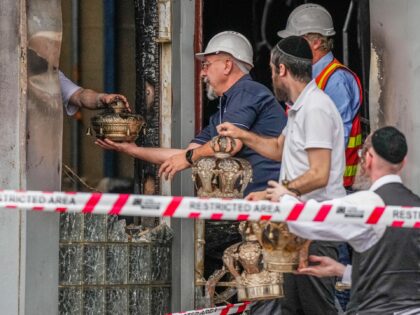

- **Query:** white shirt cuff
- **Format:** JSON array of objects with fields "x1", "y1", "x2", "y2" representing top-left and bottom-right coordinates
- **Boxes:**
[{"x1": 342, "y1": 264, "x2": 352, "y2": 285}]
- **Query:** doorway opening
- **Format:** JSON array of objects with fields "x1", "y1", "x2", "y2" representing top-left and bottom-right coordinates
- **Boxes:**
[{"x1": 201, "y1": 0, "x2": 370, "y2": 133}]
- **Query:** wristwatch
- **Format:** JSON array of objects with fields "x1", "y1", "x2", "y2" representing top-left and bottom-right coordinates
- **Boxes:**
[
  {"x1": 281, "y1": 178, "x2": 301, "y2": 197},
  {"x1": 185, "y1": 149, "x2": 194, "y2": 165}
]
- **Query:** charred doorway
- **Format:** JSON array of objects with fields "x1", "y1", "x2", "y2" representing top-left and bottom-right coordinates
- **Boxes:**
[{"x1": 199, "y1": 0, "x2": 371, "y2": 305}]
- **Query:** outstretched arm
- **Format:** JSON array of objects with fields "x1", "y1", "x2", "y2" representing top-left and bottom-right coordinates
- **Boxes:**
[
  {"x1": 217, "y1": 122, "x2": 284, "y2": 161},
  {"x1": 158, "y1": 139, "x2": 243, "y2": 180},
  {"x1": 95, "y1": 138, "x2": 185, "y2": 165},
  {"x1": 69, "y1": 88, "x2": 130, "y2": 111}
]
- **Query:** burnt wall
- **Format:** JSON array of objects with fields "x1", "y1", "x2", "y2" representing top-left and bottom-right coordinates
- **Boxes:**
[{"x1": 133, "y1": 0, "x2": 161, "y2": 197}]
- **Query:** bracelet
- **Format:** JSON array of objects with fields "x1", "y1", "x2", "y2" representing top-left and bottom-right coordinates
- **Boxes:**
[{"x1": 96, "y1": 93, "x2": 106, "y2": 108}]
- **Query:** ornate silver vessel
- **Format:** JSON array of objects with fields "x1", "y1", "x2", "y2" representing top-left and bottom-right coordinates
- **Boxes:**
[{"x1": 87, "y1": 99, "x2": 145, "y2": 142}]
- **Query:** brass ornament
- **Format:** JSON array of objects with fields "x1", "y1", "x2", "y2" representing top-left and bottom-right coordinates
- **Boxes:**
[
  {"x1": 87, "y1": 99, "x2": 145, "y2": 142},
  {"x1": 192, "y1": 135, "x2": 252, "y2": 198},
  {"x1": 222, "y1": 222, "x2": 283, "y2": 301},
  {"x1": 256, "y1": 222, "x2": 310, "y2": 273}
]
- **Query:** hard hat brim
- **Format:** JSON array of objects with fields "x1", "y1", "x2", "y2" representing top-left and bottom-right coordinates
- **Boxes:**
[
  {"x1": 277, "y1": 29, "x2": 296, "y2": 38},
  {"x1": 195, "y1": 51, "x2": 222, "y2": 60},
  {"x1": 195, "y1": 52, "x2": 207, "y2": 60},
  {"x1": 195, "y1": 50, "x2": 254, "y2": 68}
]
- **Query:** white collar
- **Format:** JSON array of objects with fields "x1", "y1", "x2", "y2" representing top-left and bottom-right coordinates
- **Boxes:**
[
  {"x1": 288, "y1": 80, "x2": 317, "y2": 112},
  {"x1": 369, "y1": 174, "x2": 403, "y2": 191}
]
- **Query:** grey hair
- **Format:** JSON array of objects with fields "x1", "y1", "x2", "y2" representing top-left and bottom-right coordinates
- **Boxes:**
[
  {"x1": 232, "y1": 58, "x2": 251, "y2": 74},
  {"x1": 214, "y1": 52, "x2": 252, "y2": 74},
  {"x1": 304, "y1": 33, "x2": 334, "y2": 52},
  {"x1": 270, "y1": 45, "x2": 312, "y2": 83}
]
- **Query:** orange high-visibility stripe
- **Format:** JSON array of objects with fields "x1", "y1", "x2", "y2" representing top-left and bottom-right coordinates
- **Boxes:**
[
  {"x1": 316, "y1": 58, "x2": 363, "y2": 188},
  {"x1": 316, "y1": 63, "x2": 341, "y2": 90}
]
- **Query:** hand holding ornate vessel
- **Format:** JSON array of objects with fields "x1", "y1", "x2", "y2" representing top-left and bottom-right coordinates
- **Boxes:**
[
  {"x1": 192, "y1": 135, "x2": 252, "y2": 198},
  {"x1": 257, "y1": 222, "x2": 310, "y2": 273},
  {"x1": 87, "y1": 99, "x2": 145, "y2": 142}
]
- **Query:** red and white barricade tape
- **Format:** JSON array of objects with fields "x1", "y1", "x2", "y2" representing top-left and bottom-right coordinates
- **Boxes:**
[
  {"x1": 166, "y1": 302, "x2": 250, "y2": 315},
  {"x1": 0, "y1": 190, "x2": 420, "y2": 228}
]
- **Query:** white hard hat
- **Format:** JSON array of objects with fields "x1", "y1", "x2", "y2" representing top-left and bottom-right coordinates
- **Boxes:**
[
  {"x1": 196, "y1": 31, "x2": 254, "y2": 68},
  {"x1": 277, "y1": 3, "x2": 335, "y2": 38}
]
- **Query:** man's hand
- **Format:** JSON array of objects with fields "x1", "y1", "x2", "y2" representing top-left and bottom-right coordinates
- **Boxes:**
[
  {"x1": 245, "y1": 190, "x2": 268, "y2": 201},
  {"x1": 95, "y1": 138, "x2": 136, "y2": 153},
  {"x1": 99, "y1": 93, "x2": 131, "y2": 112},
  {"x1": 217, "y1": 122, "x2": 246, "y2": 139},
  {"x1": 295, "y1": 255, "x2": 346, "y2": 278},
  {"x1": 265, "y1": 180, "x2": 296, "y2": 202},
  {"x1": 158, "y1": 152, "x2": 191, "y2": 180}
]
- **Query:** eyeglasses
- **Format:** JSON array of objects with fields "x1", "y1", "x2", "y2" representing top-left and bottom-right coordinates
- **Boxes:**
[
  {"x1": 358, "y1": 148, "x2": 373, "y2": 159},
  {"x1": 200, "y1": 61, "x2": 213, "y2": 70},
  {"x1": 200, "y1": 58, "x2": 230, "y2": 70}
]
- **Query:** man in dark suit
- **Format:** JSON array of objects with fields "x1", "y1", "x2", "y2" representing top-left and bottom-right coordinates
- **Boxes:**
[
  {"x1": 345, "y1": 126, "x2": 420, "y2": 314},
  {"x1": 282, "y1": 126, "x2": 420, "y2": 314}
]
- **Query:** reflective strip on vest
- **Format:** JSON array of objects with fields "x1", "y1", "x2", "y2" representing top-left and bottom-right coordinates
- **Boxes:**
[
  {"x1": 344, "y1": 165, "x2": 358, "y2": 177},
  {"x1": 347, "y1": 134, "x2": 362, "y2": 149},
  {"x1": 316, "y1": 58, "x2": 363, "y2": 187},
  {"x1": 316, "y1": 63, "x2": 341, "y2": 90}
]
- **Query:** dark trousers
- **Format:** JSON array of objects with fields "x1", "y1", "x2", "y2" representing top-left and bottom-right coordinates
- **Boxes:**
[
  {"x1": 250, "y1": 299, "x2": 282, "y2": 315},
  {"x1": 281, "y1": 241, "x2": 339, "y2": 315}
]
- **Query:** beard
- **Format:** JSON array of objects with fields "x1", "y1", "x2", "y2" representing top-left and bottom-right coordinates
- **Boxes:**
[
  {"x1": 352, "y1": 163, "x2": 372, "y2": 191},
  {"x1": 273, "y1": 80, "x2": 290, "y2": 103},
  {"x1": 203, "y1": 77, "x2": 218, "y2": 101}
]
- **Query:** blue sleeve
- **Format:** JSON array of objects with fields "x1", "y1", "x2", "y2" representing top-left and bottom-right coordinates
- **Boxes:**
[
  {"x1": 324, "y1": 70, "x2": 361, "y2": 145},
  {"x1": 221, "y1": 90, "x2": 259, "y2": 130},
  {"x1": 191, "y1": 113, "x2": 218, "y2": 144}
]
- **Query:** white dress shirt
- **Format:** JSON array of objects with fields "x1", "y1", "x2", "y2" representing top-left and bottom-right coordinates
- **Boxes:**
[
  {"x1": 286, "y1": 174, "x2": 403, "y2": 283},
  {"x1": 59, "y1": 71, "x2": 81, "y2": 116}
]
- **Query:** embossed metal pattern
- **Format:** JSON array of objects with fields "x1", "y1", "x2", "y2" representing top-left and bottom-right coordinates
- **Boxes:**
[
  {"x1": 257, "y1": 222, "x2": 310, "y2": 273},
  {"x1": 88, "y1": 100, "x2": 145, "y2": 142},
  {"x1": 192, "y1": 136, "x2": 253, "y2": 198},
  {"x1": 222, "y1": 222, "x2": 283, "y2": 302}
]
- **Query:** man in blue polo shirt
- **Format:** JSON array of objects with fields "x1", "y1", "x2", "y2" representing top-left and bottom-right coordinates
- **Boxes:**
[{"x1": 96, "y1": 31, "x2": 286, "y2": 195}]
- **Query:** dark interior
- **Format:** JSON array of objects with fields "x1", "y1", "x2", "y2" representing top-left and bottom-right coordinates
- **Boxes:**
[{"x1": 202, "y1": 0, "x2": 370, "y2": 133}]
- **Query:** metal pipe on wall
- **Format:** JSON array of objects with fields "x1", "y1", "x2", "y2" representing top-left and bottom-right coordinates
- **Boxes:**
[
  {"x1": 171, "y1": 0, "x2": 196, "y2": 310},
  {"x1": 358, "y1": 0, "x2": 371, "y2": 134},
  {"x1": 342, "y1": 0, "x2": 354, "y2": 66},
  {"x1": 71, "y1": 0, "x2": 80, "y2": 190},
  {"x1": 194, "y1": 0, "x2": 203, "y2": 135},
  {"x1": 103, "y1": 0, "x2": 117, "y2": 177}
]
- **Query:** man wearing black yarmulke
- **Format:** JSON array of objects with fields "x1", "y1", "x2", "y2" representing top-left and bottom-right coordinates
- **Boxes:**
[
  {"x1": 278, "y1": 3, "x2": 363, "y2": 190},
  {"x1": 218, "y1": 36, "x2": 346, "y2": 314},
  {"x1": 287, "y1": 126, "x2": 420, "y2": 314},
  {"x1": 371, "y1": 126, "x2": 408, "y2": 164}
]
